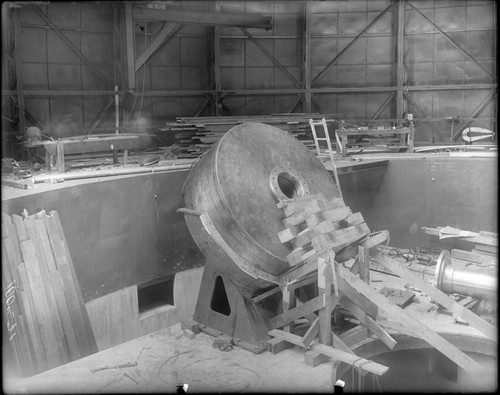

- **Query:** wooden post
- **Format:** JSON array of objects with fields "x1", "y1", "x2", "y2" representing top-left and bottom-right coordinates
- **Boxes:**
[
  {"x1": 358, "y1": 245, "x2": 370, "y2": 284},
  {"x1": 318, "y1": 256, "x2": 332, "y2": 345},
  {"x1": 55, "y1": 141, "x2": 64, "y2": 173},
  {"x1": 124, "y1": 2, "x2": 136, "y2": 91},
  {"x1": 281, "y1": 283, "x2": 295, "y2": 334},
  {"x1": 394, "y1": 0, "x2": 405, "y2": 128},
  {"x1": 303, "y1": 2, "x2": 311, "y2": 113}
]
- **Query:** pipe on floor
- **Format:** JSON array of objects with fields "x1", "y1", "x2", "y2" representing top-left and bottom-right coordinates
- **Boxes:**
[
  {"x1": 435, "y1": 250, "x2": 497, "y2": 300},
  {"x1": 32, "y1": 164, "x2": 192, "y2": 183}
]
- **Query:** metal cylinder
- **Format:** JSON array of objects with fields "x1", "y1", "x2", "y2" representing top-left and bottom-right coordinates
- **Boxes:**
[
  {"x1": 435, "y1": 250, "x2": 497, "y2": 300},
  {"x1": 182, "y1": 122, "x2": 340, "y2": 290}
]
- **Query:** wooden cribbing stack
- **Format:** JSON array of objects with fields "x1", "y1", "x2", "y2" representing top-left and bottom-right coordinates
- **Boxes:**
[
  {"x1": 2, "y1": 210, "x2": 97, "y2": 377},
  {"x1": 265, "y1": 194, "x2": 493, "y2": 378}
]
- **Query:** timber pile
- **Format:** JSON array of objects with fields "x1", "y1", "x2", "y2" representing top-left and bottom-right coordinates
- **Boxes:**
[
  {"x1": 421, "y1": 226, "x2": 498, "y2": 257},
  {"x1": 263, "y1": 194, "x2": 494, "y2": 377},
  {"x1": 160, "y1": 114, "x2": 340, "y2": 158},
  {"x1": 2, "y1": 210, "x2": 97, "y2": 377}
]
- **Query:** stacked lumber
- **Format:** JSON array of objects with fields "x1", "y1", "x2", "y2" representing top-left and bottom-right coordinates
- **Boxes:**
[
  {"x1": 160, "y1": 114, "x2": 339, "y2": 158},
  {"x1": 264, "y1": 195, "x2": 493, "y2": 377},
  {"x1": 421, "y1": 226, "x2": 497, "y2": 269},
  {"x1": 2, "y1": 210, "x2": 97, "y2": 377},
  {"x1": 277, "y1": 194, "x2": 371, "y2": 267}
]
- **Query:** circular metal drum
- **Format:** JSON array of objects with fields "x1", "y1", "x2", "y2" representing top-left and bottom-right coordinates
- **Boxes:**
[{"x1": 183, "y1": 122, "x2": 340, "y2": 290}]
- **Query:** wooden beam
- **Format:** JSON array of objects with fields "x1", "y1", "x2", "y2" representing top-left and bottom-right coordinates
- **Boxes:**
[
  {"x1": 341, "y1": 297, "x2": 397, "y2": 350},
  {"x1": 13, "y1": 8, "x2": 25, "y2": 135},
  {"x1": 405, "y1": 93, "x2": 446, "y2": 142},
  {"x1": 133, "y1": 8, "x2": 272, "y2": 30},
  {"x1": 135, "y1": 23, "x2": 184, "y2": 72},
  {"x1": 452, "y1": 90, "x2": 497, "y2": 141},
  {"x1": 372, "y1": 250, "x2": 497, "y2": 340},
  {"x1": 421, "y1": 227, "x2": 498, "y2": 246},
  {"x1": 268, "y1": 330, "x2": 389, "y2": 376},
  {"x1": 240, "y1": 27, "x2": 301, "y2": 88},
  {"x1": 313, "y1": 4, "x2": 393, "y2": 84},
  {"x1": 303, "y1": 2, "x2": 311, "y2": 113},
  {"x1": 406, "y1": 0, "x2": 493, "y2": 79},
  {"x1": 337, "y1": 263, "x2": 483, "y2": 375},
  {"x1": 395, "y1": 0, "x2": 405, "y2": 127},
  {"x1": 124, "y1": 2, "x2": 136, "y2": 90},
  {"x1": 31, "y1": 5, "x2": 111, "y2": 87}
]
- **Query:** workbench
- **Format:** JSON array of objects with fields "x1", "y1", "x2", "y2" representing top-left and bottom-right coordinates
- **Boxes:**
[{"x1": 24, "y1": 134, "x2": 150, "y2": 173}]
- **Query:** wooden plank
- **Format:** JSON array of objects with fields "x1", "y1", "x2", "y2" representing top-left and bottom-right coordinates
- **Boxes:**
[
  {"x1": 281, "y1": 254, "x2": 322, "y2": 284},
  {"x1": 302, "y1": 317, "x2": 319, "y2": 347},
  {"x1": 266, "y1": 336, "x2": 295, "y2": 354},
  {"x1": 49, "y1": 270, "x2": 81, "y2": 360},
  {"x1": 23, "y1": 219, "x2": 71, "y2": 364},
  {"x1": 47, "y1": 211, "x2": 98, "y2": 353},
  {"x1": 311, "y1": 223, "x2": 370, "y2": 251},
  {"x1": 305, "y1": 206, "x2": 352, "y2": 227},
  {"x1": 85, "y1": 286, "x2": 140, "y2": 351},
  {"x1": 33, "y1": 219, "x2": 57, "y2": 272},
  {"x1": 16, "y1": 262, "x2": 48, "y2": 372},
  {"x1": 43, "y1": 214, "x2": 93, "y2": 356},
  {"x1": 372, "y1": 250, "x2": 496, "y2": 340},
  {"x1": 173, "y1": 267, "x2": 204, "y2": 322},
  {"x1": 336, "y1": 263, "x2": 483, "y2": 375},
  {"x1": 251, "y1": 286, "x2": 281, "y2": 304},
  {"x1": 358, "y1": 245, "x2": 370, "y2": 283},
  {"x1": 283, "y1": 200, "x2": 323, "y2": 227},
  {"x1": 139, "y1": 305, "x2": 179, "y2": 336},
  {"x1": 286, "y1": 246, "x2": 316, "y2": 266},
  {"x1": 20, "y1": 240, "x2": 62, "y2": 368},
  {"x1": 471, "y1": 248, "x2": 496, "y2": 257},
  {"x1": 450, "y1": 249, "x2": 496, "y2": 265},
  {"x1": 12, "y1": 214, "x2": 28, "y2": 243},
  {"x1": 133, "y1": 7, "x2": 272, "y2": 29},
  {"x1": 317, "y1": 258, "x2": 331, "y2": 345},
  {"x1": 313, "y1": 340, "x2": 389, "y2": 376},
  {"x1": 474, "y1": 244, "x2": 497, "y2": 254},
  {"x1": 268, "y1": 329, "x2": 307, "y2": 348},
  {"x1": 340, "y1": 298, "x2": 397, "y2": 350},
  {"x1": 279, "y1": 193, "x2": 327, "y2": 216},
  {"x1": 336, "y1": 274, "x2": 378, "y2": 319},
  {"x1": 421, "y1": 227, "x2": 497, "y2": 246},
  {"x1": 337, "y1": 231, "x2": 388, "y2": 263},
  {"x1": 270, "y1": 296, "x2": 322, "y2": 329}
]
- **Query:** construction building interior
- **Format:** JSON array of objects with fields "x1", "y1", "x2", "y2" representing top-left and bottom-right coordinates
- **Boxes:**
[{"x1": 1, "y1": 0, "x2": 497, "y2": 393}]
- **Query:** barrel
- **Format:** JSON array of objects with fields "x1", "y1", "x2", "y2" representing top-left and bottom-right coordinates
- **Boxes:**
[{"x1": 182, "y1": 122, "x2": 340, "y2": 290}]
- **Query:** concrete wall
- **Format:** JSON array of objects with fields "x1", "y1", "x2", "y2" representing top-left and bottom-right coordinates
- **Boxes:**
[{"x1": 2, "y1": 155, "x2": 496, "y2": 302}]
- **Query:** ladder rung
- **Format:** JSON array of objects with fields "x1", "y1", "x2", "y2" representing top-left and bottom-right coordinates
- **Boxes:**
[{"x1": 315, "y1": 138, "x2": 329, "y2": 141}]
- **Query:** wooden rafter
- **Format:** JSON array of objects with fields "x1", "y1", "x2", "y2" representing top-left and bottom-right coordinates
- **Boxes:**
[
  {"x1": 133, "y1": 7, "x2": 272, "y2": 29},
  {"x1": 31, "y1": 5, "x2": 112, "y2": 87},
  {"x1": 406, "y1": 0, "x2": 494, "y2": 79},
  {"x1": 313, "y1": 4, "x2": 394, "y2": 85}
]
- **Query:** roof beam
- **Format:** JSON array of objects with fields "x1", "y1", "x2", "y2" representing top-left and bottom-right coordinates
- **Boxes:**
[
  {"x1": 133, "y1": 7, "x2": 272, "y2": 29},
  {"x1": 135, "y1": 23, "x2": 184, "y2": 72}
]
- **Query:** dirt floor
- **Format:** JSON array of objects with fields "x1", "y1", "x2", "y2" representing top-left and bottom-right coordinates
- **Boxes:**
[{"x1": 5, "y1": 268, "x2": 495, "y2": 394}]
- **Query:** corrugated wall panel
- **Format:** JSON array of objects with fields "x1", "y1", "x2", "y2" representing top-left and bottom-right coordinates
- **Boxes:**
[{"x1": 8, "y1": 0, "x2": 496, "y2": 142}]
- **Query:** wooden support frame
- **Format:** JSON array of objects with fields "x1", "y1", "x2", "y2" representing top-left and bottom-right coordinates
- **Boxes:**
[
  {"x1": 405, "y1": 93, "x2": 446, "y2": 142},
  {"x1": 372, "y1": 250, "x2": 497, "y2": 340},
  {"x1": 133, "y1": 7, "x2": 272, "y2": 30},
  {"x1": 336, "y1": 263, "x2": 483, "y2": 375},
  {"x1": 452, "y1": 89, "x2": 497, "y2": 141},
  {"x1": 406, "y1": 0, "x2": 493, "y2": 79},
  {"x1": 13, "y1": 8, "x2": 25, "y2": 136},
  {"x1": 135, "y1": 23, "x2": 184, "y2": 72},
  {"x1": 240, "y1": 27, "x2": 301, "y2": 88},
  {"x1": 313, "y1": 4, "x2": 394, "y2": 85},
  {"x1": 31, "y1": 5, "x2": 112, "y2": 88},
  {"x1": 394, "y1": 0, "x2": 405, "y2": 127},
  {"x1": 124, "y1": 2, "x2": 136, "y2": 90},
  {"x1": 367, "y1": 93, "x2": 396, "y2": 128},
  {"x1": 303, "y1": 2, "x2": 312, "y2": 113}
]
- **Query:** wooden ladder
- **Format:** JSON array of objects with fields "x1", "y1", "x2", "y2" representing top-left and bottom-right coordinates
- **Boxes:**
[{"x1": 309, "y1": 118, "x2": 343, "y2": 199}]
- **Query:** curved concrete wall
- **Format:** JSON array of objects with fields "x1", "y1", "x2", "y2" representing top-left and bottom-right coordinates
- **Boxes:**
[{"x1": 2, "y1": 156, "x2": 496, "y2": 302}]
